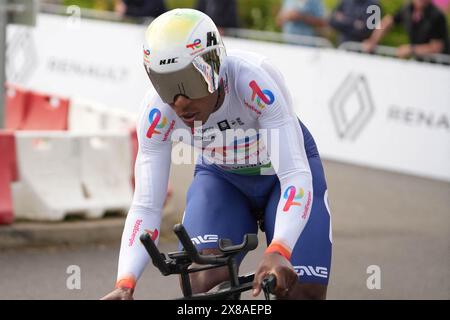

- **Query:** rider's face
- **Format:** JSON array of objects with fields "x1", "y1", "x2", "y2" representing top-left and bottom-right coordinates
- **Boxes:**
[{"x1": 169, "y1": 87, "x2": 222, "y2": 128}]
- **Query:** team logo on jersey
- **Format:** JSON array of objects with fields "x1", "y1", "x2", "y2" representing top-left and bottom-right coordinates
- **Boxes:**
[
  {"x1": 249, "y1": 80, "x2": 275, "y2": 109},
  {"x1": 283, "y1": 186, "x2": 304, "y2": 212},
  {"x1": 147, "y1": 108, "x2": 168, "y2": 139}
]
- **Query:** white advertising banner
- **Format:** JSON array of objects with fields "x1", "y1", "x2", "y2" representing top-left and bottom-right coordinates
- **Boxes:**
[
  {"x1": 7, "y1": 14, "x2": 149, "y2": 111},
  {"x1": 7, "y1": 14, "x2": 450, "y2": 181}
]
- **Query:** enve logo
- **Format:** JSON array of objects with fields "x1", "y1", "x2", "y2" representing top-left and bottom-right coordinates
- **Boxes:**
[
  {"x1": 191, "y1": 235, "x2": 219, "y2": 245},
  {"x1": 147, "y1": 108, "x2": 168, "y2": 138},
  {"x1": 294, "y1": 266, "x2": 328, "y2": 278},
  {"x1": 249, "y1": 81, "x2": 275, "y2": 109},
  {"x1": 283, "y1": 186, "x2": 304, "y2": 212}
]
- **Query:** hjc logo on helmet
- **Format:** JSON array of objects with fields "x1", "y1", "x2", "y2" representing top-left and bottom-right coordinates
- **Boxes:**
[{"x1": 160, "y1": 57, "x2": 179, "y2": 65}]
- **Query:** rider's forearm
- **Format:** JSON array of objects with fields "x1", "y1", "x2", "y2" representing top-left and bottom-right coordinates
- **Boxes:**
[
  {"x1": 115, "y1": 112, "x2": 172, "y2": 289},
  {"x1": 266, "y1": 118, "x2": 314, "y2": 261},
  {"x1": 268, "y1": 170, "x2": 313, "y2": 260},
  {"x1": 116, "y1": 207, "x2": 162, "y2": 289}
]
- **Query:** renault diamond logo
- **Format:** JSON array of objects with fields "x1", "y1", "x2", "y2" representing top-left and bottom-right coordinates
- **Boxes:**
[
  {"x1": 6, "y1": 29, "x2": 38, "y2": 84},
  {"x1": 330, "y1": 73, "x2": 375, "y2": 141}
]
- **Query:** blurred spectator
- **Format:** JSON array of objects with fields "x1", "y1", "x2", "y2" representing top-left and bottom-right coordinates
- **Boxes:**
[
  {"x1": 363, "y1": 0, "x2": 449, "y2": 58},
  {"x1": 433, "y1": 0, "x2": 450, "y2": 13},
  {"x1": 277, "y1": 0, "x2": 327, "y2": 37},
  {"x1": 115, "y1": 0, "x2": 166, "y2": 19},
  {"x1": 196, "y1": 0, "x2": 239, "y2": 34},
  {"x1": 329, "y1": 0, "x2": 381, "y2": 44}
]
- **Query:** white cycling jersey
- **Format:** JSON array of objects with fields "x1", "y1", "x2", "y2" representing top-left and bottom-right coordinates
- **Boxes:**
[{"x1": 116, "y1": 50, "x2": 313, "y2": 289}]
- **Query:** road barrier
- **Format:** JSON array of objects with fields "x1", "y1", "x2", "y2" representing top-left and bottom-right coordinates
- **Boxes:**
[
  {"x1": 12, "y1": 131, "x2": 132, "y2": 221},
  {"x1": 0, "y1": 131, "x2": 17, "y2": 225}
]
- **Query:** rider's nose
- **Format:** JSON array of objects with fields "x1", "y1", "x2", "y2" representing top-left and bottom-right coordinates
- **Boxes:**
[{"x1": 173, "y1": 95, "x2": 191, "y2": 113}]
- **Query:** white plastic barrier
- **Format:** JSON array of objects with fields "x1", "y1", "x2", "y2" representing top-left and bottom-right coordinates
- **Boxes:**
[
  {"x1": 80, "y1": 134, "x2": 133, "y2": 213},
  {"x1": 12, "y1": 132, "x2": 133, "y2": 221},
  {"x1": 68, "y1": 99, "x2": 108, "y2": 133},
  {"x1": 69, "y1": 99, "x2": 137, "y2": 133},
  {"x1": 104, "y1": 108, "x2": 137, "y2": 133}
]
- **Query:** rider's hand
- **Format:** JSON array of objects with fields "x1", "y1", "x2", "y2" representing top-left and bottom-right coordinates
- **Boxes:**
[
  {"x1": 252, "y1": 252, "x2": 298, "y2": 298},
  {"x1": 101, "y1": 287, "x2": 134, "y2": 300}
]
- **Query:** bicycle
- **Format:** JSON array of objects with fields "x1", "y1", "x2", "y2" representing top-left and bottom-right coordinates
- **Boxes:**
[{"x1": 139, "y1": 223, "x2": 277, "y2": 300}]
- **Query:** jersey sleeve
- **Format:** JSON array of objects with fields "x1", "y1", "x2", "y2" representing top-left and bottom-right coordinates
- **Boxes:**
[
  {"x1": 235, "y1": 60, "x2": 313, "y2": 261},
  {"x1": 116, "y1": 92, "x2": 174, "y2": 289}
]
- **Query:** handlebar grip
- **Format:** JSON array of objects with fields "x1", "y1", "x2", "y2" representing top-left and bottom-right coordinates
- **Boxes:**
[
  {"x1": 140, "y1": 233, "x2": 171, "y2": 275},
  {"x1": 261, "y1": 273, "x2": 277, "y2": 296},
  {"x1": 174, "y1": 224, "x2": 226, "y2": 265},
  {"x1": 173, "y1": 224, "x2": 201, "y2": 261}
]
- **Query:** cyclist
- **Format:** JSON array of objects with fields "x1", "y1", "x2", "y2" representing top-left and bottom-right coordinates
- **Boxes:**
[{"x1": 102, "y1": 8, "x2": 332, "y2": 300}]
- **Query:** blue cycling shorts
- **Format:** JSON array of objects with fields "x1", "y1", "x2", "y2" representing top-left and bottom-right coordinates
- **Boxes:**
[{"x1": 182, "y1": 121, "x2": 332, "y2": 285}]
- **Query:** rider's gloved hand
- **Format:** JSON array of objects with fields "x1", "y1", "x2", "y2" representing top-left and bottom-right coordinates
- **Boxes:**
[
  {"x1": 252, "y1": 252, "x2": 298, "y2": 298},
  {"x1": 100, "y1": 287, "x2": 134, "y2": 300}
]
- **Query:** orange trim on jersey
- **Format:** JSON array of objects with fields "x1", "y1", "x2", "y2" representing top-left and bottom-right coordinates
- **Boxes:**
[
  {"x1": 115, "y1": 276, "x2": 136, "y2": 289},
  {"x1": 265, "y1": 241, "x2": 292, "y2": 261}
]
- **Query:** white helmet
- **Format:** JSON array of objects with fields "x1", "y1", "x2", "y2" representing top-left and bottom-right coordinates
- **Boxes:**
[{"x1": 143, "y1": 8, "x2": 227, "y2": 104}]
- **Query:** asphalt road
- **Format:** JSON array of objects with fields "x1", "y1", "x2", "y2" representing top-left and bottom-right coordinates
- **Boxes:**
[{"x1": 0, "y1": 160, "x2": 448, "y2": 300}]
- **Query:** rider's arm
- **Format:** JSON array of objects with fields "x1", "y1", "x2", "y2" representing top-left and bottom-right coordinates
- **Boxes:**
[
  {"x1": 236, "y1": 61, "x2": 313, "y2": 261},
  {"x1": 115, "y1": 94, "x2": 173, "y2": 290}
]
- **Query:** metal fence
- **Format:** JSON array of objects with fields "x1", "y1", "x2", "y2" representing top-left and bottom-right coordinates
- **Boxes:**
[
  {"x1": 339, "y1": 41, "x2": 450, "y2": 65},
  {"x1": 224, "y1": 28, "x2": 334, "y2": 48}
]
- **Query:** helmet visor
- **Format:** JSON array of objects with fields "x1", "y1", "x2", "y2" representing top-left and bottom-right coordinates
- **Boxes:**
[{"x1": 146, "y1": 47, "x2": 225, "y2": 104}]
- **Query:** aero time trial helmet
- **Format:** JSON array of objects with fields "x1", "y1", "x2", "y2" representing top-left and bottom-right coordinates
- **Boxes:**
[{"x1": 143, "y1": 8, "x2": 227, "y2": 104}]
